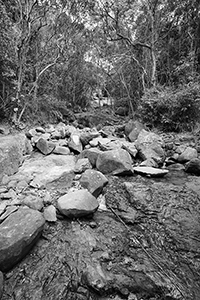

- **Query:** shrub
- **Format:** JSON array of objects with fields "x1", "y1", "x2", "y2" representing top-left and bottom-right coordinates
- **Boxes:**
[{"x1": 138, "y1": 82, "x2": 200, "y2": 132}]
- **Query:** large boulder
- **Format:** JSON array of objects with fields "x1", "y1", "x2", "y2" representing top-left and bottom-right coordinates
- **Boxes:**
[
  {"x1": 57, "y1": 189, "x2": 99, "y2": 218},
  {"x1": 0, "y1": 134, "x2": 31, "y2": 183},
  {"x1": 96, "y1": 149, "x2": 133, "y2": 175},
  {"x1": 80, "y1": 169, "x2": 108, "y2": 197},
  {"x1": 135, "y1": 129, "x2": 165, "y2": 167},
  {"x1": 16, "y1": 153, "x2": 76, "y2": 188},
  {"x1": 125, "y1": 120, "x2": 144, "y2": 142},
  {"x1": 0, "y1": 206, "x2": 45, "y2": 271},
  {"x1": 177, "y1": 147, "x2": 198, "y2": 163},
  {"x1": 185, "y1": 158, "x2": 200, "y2": 175}
]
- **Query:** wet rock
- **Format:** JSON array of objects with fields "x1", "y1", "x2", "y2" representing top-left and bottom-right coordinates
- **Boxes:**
[
  {"x1": 185, "y1": 158, "x2": 200, "y2": 175},
  {"x1": 133, "y1": 166, "x2": 169, "y2": 177},
  {"x1": 135, "y1": 129, "x2": 165, "y2": 166},
  {"x1": 0, "y1": 271, "x2": 3, "y2": 299},
  {"x1": 68, "y1": 134, "x2": 83, "y2": 153},
  {"x1": 57, "y1": 189, "x2": 99, "y2": 218},
  {"x1": 96, "y1": 149, "x2": 133, "y2": 175},
  {"x1": 83, "y1": 263, "x2": 112, "y2": 294},
  {"x1": 53, "y1": 146, "x2": 70, "y2": 155},
  {"x1": 124, "y1": 180, "x2": 200, "y2": 252},
  {"x1": 177, "y1": 146, "x2": 198, "y2": 163},
  {"x1": 74, "y1": 158, "x2": 92, "y2": 174},
  {"x1": 36, "y1": 138, "x2": 56, "y2": 155},
  {"x1": 80, "y1": 148, "x2": 102, "y2": 167},
  {"x1": 0, "y1": 206, "x2": 45, "y2": 271},
  {"x1": 0, "y1": 205, "x2": 18, "y2": 223},
  {"x1": 43, "y1": 205, "x2": 57, "y2": 222},
  {"x1": 80, "y1": 169, "x2": 108, "y2": 197}
]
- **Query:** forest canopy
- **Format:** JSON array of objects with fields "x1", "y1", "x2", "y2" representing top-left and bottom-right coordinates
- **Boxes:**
[{"x1": 0, "y1": 0, "x2": 200, "y2": 131}]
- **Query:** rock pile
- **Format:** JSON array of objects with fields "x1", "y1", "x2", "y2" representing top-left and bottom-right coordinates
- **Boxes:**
[{"x1": 0, "y1": 120, "x2": 200, "y2": 299}]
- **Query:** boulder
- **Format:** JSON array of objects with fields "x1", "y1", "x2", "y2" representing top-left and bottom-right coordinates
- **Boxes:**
[
  {"x1": 80, "y1": 131, "x2": 100, "y2": 146},
  {"x1": 122, "y1": 141, "x2": 138, "y2": 157},
  {"x1": 43, "y1": 205, "x2": 57, "y2": 222},
  {"x1": 89, "y1": 137, "x2": 111, "y2": 148},
  {"x1": 177, "y1": 147, "x2": 198, "y2": 163},
  {"x1": 57, "y1": 189, "x2": 99, "y2": 218},
  {"x1": 79, "y1": 148, "x2": 102, "y2": 167},
  {"x1": 68, "y1": 134, "x2": 83, "y2": 153},
  {"x1": 53, "y1": 146, "x2": 70, "y2": 155},
  {"x1": 135, "y1": 130, "x2": 165, "y2": 166},
  {"x1": 0, "y1": 271, "x2": 3, "y2": 300},
  {"x1": 185, "y1": 158, "x2": 200, "y2": 175},
  {"x1": 0, "y1": 206, "x2": 45, "y2": 271},
  {"x1": 96, "y1": 149, "x2": 133, "y2": 175},
  {"x1": 0, "y1": 134, "x2": 29, "y2": 183},
  {"x1": 125, "y1": 120, "x2": 144, "y2": 142},
  {"x1": 98, "y1": 139, "x2": 124, "y2": 151},
  {"x1": 17, "y1": 153, "x2": 76, "y2": 188},
  {"x1": 80, "y1": 169, "x2": 108, "y2": 197},
  {"x1": 74, "y1": 158, "x2": 92, "y2": 174},
  {"x1": 22, "y1": 195, "x2": 44, "y2": 211},
  {"x1": 36, "y1": 138, "x2": 55, "y2": 155},
  {"x1": 0, "y1": 205, "x2": 18, "y2": 223},
  {"x1": 133, "y1": 166, "x2": 169, "y2": 177}
]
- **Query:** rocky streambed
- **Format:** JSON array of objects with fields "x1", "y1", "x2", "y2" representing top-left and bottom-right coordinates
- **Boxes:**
[{"x1": 0, "y1": 121, "x2": 200, "y2": 300}]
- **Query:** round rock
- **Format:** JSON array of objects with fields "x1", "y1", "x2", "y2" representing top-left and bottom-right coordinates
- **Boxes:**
[{"x1": 57, "y1": 189, "x2": 99, "y2": 218}]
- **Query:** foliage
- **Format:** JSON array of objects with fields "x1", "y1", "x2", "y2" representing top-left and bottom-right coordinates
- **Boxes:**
[{"x1": 138, "y1": 81, "x2": 200, "y2": 131}]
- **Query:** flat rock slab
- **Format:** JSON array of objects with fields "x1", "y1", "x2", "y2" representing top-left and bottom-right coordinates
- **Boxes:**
[
  {"x1": 80, "y1": 169, "x2": 108, "y2": 197},
  {"x1": 17, "y1": 153, "x2": 76, "y2": 188},
  {"x1": 0, "y1": 206, "x2": 45, "y2": 272},
  {"x1": 57, "y1": 189, "x2": 99, "y2": 218},
  {"x1": 133, "y1": 166, "x2": 169, "y2": 177},
  {"x1": 96, "y1": 149, "x2": 133, "y2": 175}
]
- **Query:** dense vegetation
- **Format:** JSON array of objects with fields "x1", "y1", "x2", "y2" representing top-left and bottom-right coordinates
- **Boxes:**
[{"x1": 0, "y1": 0, "x2": 200, "y2": 131}]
